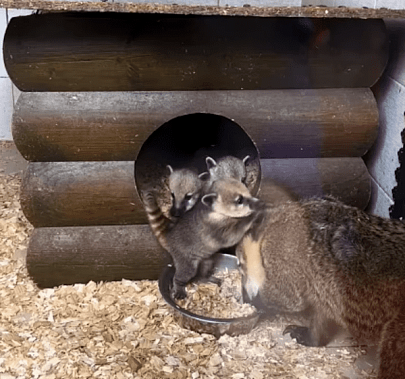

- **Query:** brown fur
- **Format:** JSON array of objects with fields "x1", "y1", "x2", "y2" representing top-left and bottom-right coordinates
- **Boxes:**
[{"x1": 236, "y1": 197, "x2": 405, "y2": 378}]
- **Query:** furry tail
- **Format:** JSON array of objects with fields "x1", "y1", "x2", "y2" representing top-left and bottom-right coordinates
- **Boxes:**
[
  {"x1": 141, "y1": 191, "x2": 171, "y2": 250},
  {"x1": 378, "y1": 304, "x2": 405, "y2": 379}
]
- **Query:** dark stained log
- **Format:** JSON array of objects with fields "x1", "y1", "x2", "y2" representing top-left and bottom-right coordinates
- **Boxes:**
[
  {"x1": 26, "y1": 156, "x2": 370, "y2": 288},
  {"x1": 12, "y1": 89, "x2": 379, "y2": 161},
  {"x1": 26, "y1": 225, "x2": 171, "y2": 288},
  {"x1": 21, "y1": 158, "x2": 370, "y2": 228},
  {"x1": 20, "y1": 161, "x2": 144, "y2": 227},
  {"x1": 259, "y1": 157, "x2": 370, "y2": 210},
  {"x1": 4, "y1": 13, "x2": 388, "y2": 92}
]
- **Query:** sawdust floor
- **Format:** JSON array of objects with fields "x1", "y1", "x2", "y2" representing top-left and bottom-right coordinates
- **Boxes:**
[{"x1": 0, "y1": 170, "x2": 378, "y2": 379}]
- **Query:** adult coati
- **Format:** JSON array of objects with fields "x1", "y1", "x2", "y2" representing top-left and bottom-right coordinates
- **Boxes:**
[
  {"x1": 142, "y1": 177, "x2": 264, "y2": 299},
  {"x1": 236, "y1": 196, "x2": 405, "y2": 378}
]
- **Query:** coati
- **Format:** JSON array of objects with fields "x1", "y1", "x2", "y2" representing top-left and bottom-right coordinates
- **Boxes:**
[
  {"x1": 142, "y1": 177, "x2": 264, "y2": 299},
  {"x1": 167, "y1": 155, "x2": 250, "y2": 218},
  {"x1": 167, "y1": 165, "x2": 204, "y2": 218},
  {"x1": 236, "y1": 196, "x2": 405, "y2": 379},
  {"x1": 206, "y1": 155, "x2": 250, "y2": 184}
]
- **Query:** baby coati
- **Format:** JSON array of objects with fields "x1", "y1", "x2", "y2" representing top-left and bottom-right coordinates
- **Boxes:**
[
  {"x1": 142, "y1": 177, "x2": 264, "y2": 299},
  {"x1": 167, "y1": 155, "x2": 250, "y2": 218},
  {"x1": 206, "y1": 155, "x2": 250, "y2": 184},
  {"x1": 236, "y1": 197, "x2": 405, "y2": 379},
  {"x1": 167, "y1": 165, "x2": 204, "y2": 218}
]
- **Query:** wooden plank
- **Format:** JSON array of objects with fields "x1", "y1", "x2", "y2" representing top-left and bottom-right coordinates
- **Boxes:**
[
  {"x1": 0, "y1": 1, "x2": 404, "y2": 19},
  {"x1": 26, "y1": 225, "x2": 171, "y2": 288},
  {"x1": 4, "y1": 14, "x2": 388, "y2": 92},
  {"x1": 20, "y1": 158, "x2": 370, "y2": 228},
  {"x1": 12, "y1": 89, "x2": 379, "y2": 161}
]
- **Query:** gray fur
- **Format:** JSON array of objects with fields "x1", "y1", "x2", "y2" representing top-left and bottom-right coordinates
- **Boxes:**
[
  {"x1": 206, "y1": 155, "x2": 250, "y2": 184},
  {"x1": 167, "y1": 155, "x2": 250, "y2": 218},
  {"x1": 143, "y1": 178, "x2": 264, "y2": 299},
  {"x1": 167, "y1": 165, "x2": 204, "y2": 218}
]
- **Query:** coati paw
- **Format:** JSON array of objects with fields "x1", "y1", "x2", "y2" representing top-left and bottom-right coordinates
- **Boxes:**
[
  {"x1": 172, "y1": 286, "x2": 187, "y2": 300},
  {"x1": 283, "y1": 325, "x2": 314, "y2": 346}
]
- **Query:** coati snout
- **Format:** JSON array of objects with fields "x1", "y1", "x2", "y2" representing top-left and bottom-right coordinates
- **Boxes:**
[{"x1": 202, "y1": 178, "x2": 263, "y2": 219}]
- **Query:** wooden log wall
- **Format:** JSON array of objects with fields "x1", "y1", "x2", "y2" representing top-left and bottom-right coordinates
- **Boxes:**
[
  {"x1": 27, "y1": 225, "x2": 171, "y2": 288},
  {"x1": 4, "y1": 13, "x2": 388, "y2": 287},
  {"x1": 13, "y1": 89, "x2": 378, "y2": 161},
  {"x1": 4, "y1": 14, "x2": 388, "y2": 91},
  {"x1": 21, "y1": 158, "x2": 370, "y2": 228}
]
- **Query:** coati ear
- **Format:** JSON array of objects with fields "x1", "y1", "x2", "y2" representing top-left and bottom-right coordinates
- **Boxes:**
[
  {"x1": 205, "y1": 157, "x2": 217, "y2": 171},
  {"x1": 198, "y1": 172, "x2": 210, "y2": 181},
  {"x1": 201, "y1": 193, "x2": 217, "y2": 207},
  {"x1": 243, "y1": 155, "x2": 250, "y2": 165},
  {"x1": 167, "y1": 165, "x2": 174, "y2": 174}
]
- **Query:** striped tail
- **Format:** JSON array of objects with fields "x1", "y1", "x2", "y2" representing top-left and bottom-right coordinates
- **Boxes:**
[{"x1": 141, "y1": 191, "x2": 171, "y2": 250}]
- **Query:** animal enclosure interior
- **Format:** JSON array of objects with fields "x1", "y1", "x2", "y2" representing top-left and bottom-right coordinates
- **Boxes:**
[
  {"x1": 1, "y1": 9, "x2": 405, "y2": 379},
  {"x1": 2, "y1": 13, "x2": 387, "y2": 286}
]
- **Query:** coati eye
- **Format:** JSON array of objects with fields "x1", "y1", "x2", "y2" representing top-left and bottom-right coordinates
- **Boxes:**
[
  {"x1": 171, "y1": 192, "x2": 175, "y2": 200},
  {"x1": 235, "y1": 195, "x2": 244, "y2": 205},
  {"x1": 184, "y1": 193, "x2": 193, "y2": 201}
]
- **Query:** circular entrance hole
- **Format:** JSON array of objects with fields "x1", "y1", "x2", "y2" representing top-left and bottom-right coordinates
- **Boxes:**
[{"x1": 135, "y1": 113, "x2": 261, "y2": 215}]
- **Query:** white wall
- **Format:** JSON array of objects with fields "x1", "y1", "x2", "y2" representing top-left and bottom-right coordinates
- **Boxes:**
[
  {"x1": 0, "y1": 9, "x2": 32, "y2": 140},
  {"x1": 364, "y1": 19, "x2": 405, "y2": 217}
]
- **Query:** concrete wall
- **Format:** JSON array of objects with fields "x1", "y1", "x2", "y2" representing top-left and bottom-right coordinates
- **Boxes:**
[
  {"x1": 364, "y1": 19, "x2": 405, "y2": 217},
  {"x1": 0, "y1": 9, "x2": 32, "y2": 140}
]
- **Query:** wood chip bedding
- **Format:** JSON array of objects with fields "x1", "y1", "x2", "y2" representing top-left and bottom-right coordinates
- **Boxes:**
[
  {"x1": 0, "y1": 173, "x2": 376, "y2": 378},
  {"x1": 177, "y1": 270, "x2": 256, "y2": 319}
]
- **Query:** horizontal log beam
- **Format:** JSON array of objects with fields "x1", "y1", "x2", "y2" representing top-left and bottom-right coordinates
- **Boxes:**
[
  {"x1": 26, "y1": 155, "x2": 370, "y2": 287},
  {"x1": 260, "y1": 157, "x2": 370, "y2": 209},
  {"x1": 13, "y1": 89, "x2": 379, "y2": 161},
  {"x1": 26, "y1": 225, "x2": 171, "y2": 288},
  {"x1": 21, "y1": 158, "x2": 370, "y2": 228},
  {"x1": 20, "y1": 161, "x2": 142, "y2": 227},
  {"x1": 4, "y1": 14, "x2": 388, "y2": 92}
]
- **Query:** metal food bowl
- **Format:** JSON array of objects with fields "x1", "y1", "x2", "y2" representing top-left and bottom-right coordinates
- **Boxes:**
[{"x1": 158, "y1": 254, "x2": 260, "y2": 338}]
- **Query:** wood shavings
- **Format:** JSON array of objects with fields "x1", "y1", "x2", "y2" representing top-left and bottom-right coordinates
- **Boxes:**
[
  {"x1": 0, "y1": 172, "x2": 377, "y2": 378},
  {"x1": 0, "y1": 0, "x2": 404, "y2": 19},
  {"x1": 177, "y1": 269, "x2": 256, "y2": 318}
]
